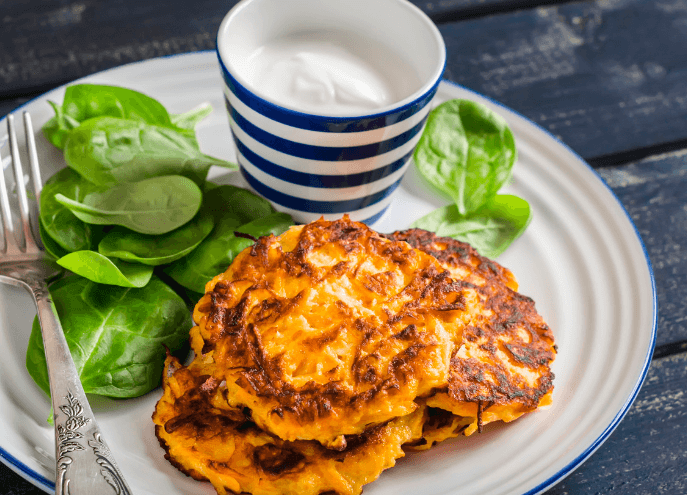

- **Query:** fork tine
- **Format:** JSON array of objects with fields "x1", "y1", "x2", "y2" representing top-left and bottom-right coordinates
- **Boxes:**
[
  {"x1": 0, "y1": 130, "x2": 18, "y2": 254},
  {"x1": 23, "y1": 112, "x2": 44, "y2": 250},
  {"x1": 7, "y1": 114, "x2": 39, "y2": 252},
  {"x1": 23, "y1": 112, "x2": 43, "y2": 202}
]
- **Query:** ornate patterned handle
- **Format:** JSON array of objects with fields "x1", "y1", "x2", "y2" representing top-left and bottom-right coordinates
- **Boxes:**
[{"x1": 32, "y1": 280, "x2": 133, "y2": 495}]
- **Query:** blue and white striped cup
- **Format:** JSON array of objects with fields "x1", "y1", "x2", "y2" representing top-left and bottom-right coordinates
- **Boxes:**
[{"x1": 216, "y1": 0, "x2": 446, "y2": 224}]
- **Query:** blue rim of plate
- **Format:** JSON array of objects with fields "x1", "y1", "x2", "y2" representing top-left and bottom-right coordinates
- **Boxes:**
[
  {"x1": 0, "y1": 448, "x2": 53, "y2": 491},
  {"x1": 0, "y1": 51, "x2": 658, "y2": 495}
]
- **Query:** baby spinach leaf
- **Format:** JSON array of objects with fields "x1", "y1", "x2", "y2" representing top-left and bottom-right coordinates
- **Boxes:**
[
  {"x1": 25, "y1": 274, "x2": 192, "y2": 398},
  {"x1": 63, "y1": 116, "x2": 235, "y2": 186},
  {"x1": 171, "y1": 103, "x2": 213, "y2": 131},
  {"x1": 54, "y1": 175, "x2": 203, "y2": 235},
  {"x1": 43, "y1": 101, "x2": 81, "y2": 150},
  {"x1": 39, "y1": 217, "x2": 69, "y2": 260},
  {"x1": 165, "y1": 185, "x2": 290, "y2": 293},
  {"x1": 43, "y1": 84, "x2": 174, "y2": 149},
  {"x1": 411, "y1": 194, "x2": 532, "y2": 258},
  {"x1": 57, "y1": 251, "x2": 154, "y2": 288},
  {"x1": 155, "y1": 270, "x2": 206, "y2": 312},
  {"x1": 98, "y1": 209, "x2": 215, "y2": 266},
  {"x1": 39, "y1": 168, "x2": 105, "y2": 252},
  {"x1": 204, "y1": 184, "x2": 277, "y2": 225},
  {"x1": 414, "y1": 99, "x2": 517, "y2": 215}
]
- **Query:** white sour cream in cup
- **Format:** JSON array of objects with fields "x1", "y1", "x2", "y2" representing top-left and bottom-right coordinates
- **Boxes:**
[
  {"x1": 244, "y1": 31, "x2": 420, "y2": 116},
  {"x1": 216, "y1": 0, "x2": 446, "y2": 224}
]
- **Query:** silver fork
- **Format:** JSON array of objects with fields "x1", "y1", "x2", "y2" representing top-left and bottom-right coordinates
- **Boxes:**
[{"x1": 0, "y1": 112, "x2": 133, "y2": 495}]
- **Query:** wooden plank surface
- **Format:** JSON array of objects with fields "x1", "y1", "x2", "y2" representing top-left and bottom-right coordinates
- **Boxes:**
[
  {"x1": 0, "y1": 0, "x2": 236, "y2": 95},
  {"x1": 412, "y1": 0, "x2": 572, "y2": 21},
  {"x1": 0, "y1": 98, "x2": 30, "y2": 120},
  {"x1": 1, "y1": 1, "x2": 687, "y2": 163},
  {"x1": 0, "y1": 468, "x2": 38, "y2": 495}
]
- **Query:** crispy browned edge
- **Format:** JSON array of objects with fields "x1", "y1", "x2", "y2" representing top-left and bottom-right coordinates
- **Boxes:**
[{"x1": 386, "y1": 229, "x2": 556, "y2": 410}]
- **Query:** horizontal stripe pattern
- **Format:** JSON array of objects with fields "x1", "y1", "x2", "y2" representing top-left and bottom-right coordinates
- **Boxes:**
[
  {"x1": 240, "y1": 166, "x2": 404, "y2": 214},
  {"x1": 233, "y1": 136, "x2": 414, "y2": 189},
  {"x1": 223, "y1": 85, "x2": 430, "y2": 146},
  {"x1": 237, "y1": 145, "x2": 411, "y2": 203},
  {"x1": 219, "y1": 59, "x2": 439, "y2": 224},
  {"x1": 227, "y1": 112, "x2": 424, "y2": 176},
  {"x1": 218, "y1": 54, "x2": 441, "y2": 133},
  {"x1": 225, "y1": 100, "x2": 427, "y2": 161}
]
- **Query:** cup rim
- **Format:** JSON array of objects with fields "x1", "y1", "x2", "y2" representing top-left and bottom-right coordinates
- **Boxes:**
[{"x1": 216, "y1": 0, "x2": 446, "y2": 122}]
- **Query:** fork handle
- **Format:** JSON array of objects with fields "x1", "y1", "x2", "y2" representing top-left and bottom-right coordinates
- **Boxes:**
[{"x1": 32, "y1": 281, "x2": 133, "y2": 495}]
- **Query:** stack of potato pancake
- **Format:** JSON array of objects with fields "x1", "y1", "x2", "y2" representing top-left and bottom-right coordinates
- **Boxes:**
[{"x1": 153, "y1": 217, "x2": 556, "y2": 495}]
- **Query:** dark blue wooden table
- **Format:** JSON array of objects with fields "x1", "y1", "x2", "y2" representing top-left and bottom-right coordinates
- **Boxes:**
[{"x1": 2, "y1": 0, "x2": 686, "y2": 493}]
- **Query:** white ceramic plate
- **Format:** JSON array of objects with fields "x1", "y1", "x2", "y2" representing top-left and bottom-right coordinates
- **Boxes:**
[{"x1": 0, "y1": 51, "x2": 656, "y2": 495}]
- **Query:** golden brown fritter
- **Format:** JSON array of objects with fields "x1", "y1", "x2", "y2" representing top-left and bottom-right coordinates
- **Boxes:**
[
  {"x1": 153, "y1": 354, "x2": 425, "y2": 495},
  {"x1": 190, "y1": 217, "x2": 478, "y2": 447},
  {"x1": 152, "y1": 219, "x2": 556, "y2": 495},
  {"x1": 386, "y1": 229, "x2": 556, "y2": 436}
]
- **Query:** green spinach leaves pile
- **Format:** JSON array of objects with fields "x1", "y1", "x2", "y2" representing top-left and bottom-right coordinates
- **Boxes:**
[
  {"x1": 27, "y1": 84, "x2": 294, "y2": 402},
  {"x1": 412, "y1": 99, "x2": 531, "y2": 258}
]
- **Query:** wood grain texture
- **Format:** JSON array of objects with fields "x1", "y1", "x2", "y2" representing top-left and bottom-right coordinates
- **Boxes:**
[
  {"x1": 0, "y1": 465, "x2": 40, "y2": 495},
  {"x1": 0, "y1": 98, "x2": 31, "y2": 120},
  {"x1": 0, "y1": 0, "x2": 238, "y2": 95},
  {"x1": 413, "y1": 0, "x2": 577, "y2": 23}
]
